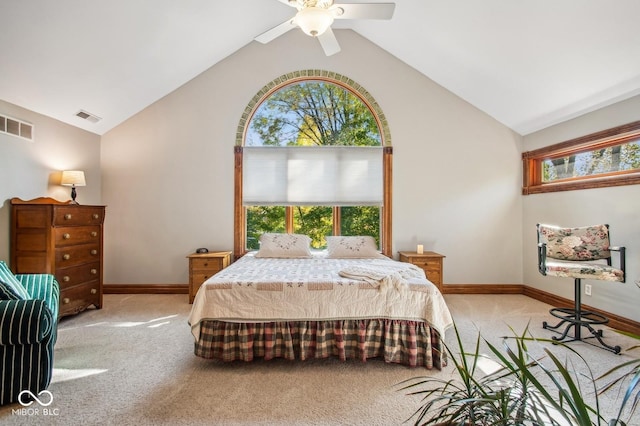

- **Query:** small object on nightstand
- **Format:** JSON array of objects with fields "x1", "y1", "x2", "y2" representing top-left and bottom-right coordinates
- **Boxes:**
[
  {"x1": 187, "y1": 251, "x2": 232, "y2": 303},
  {"x1": 398, "y1": 251, "x2": 445, "y2": 292},
  {"x1": 196, "y1": 247, "x2": 209, "y2": 254}
]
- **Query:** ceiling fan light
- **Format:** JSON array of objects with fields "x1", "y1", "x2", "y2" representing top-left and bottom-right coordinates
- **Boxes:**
[{"x1": 296, "y1": 7, "x2": 334, "y2": 37}]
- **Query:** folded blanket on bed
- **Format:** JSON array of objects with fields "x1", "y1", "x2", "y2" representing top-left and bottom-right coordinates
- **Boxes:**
[{"x1": 338, "y1": 263, "x2": 423, "y2": 292}]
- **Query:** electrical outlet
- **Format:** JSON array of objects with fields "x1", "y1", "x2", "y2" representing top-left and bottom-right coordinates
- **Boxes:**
[{"x1": 585, "y1": 284, "x2": 592, "y2": 296}]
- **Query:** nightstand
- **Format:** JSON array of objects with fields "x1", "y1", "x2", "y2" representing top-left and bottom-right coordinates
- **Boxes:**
[
  {"x1": 187, "y1": 251, "x2": 232, "y2": 303},
  {"x1": 398, "y1": 251, "x2": 445, "y2": 292}
]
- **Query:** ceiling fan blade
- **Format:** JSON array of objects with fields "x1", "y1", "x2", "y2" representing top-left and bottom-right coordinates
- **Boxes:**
[
  {"x1": 254, "y1": 19, "x2": 297, "y2": 44},
  {"x1": 317, "y1": 27, "x2": 341, "y2": 56},
  {"x1": 333, "y1": 3, "x2": 395, "y2": 20}
]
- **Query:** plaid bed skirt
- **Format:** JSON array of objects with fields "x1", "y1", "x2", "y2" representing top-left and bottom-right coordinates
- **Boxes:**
[{"x1": 194, "y1": 319, "x2": 446, "y2": 369}]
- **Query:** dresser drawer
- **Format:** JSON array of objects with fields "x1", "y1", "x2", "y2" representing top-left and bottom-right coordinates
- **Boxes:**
[
  {"x1": 53, "y1": 206, "x2": 105, "y2": 226},
  {"x1": 54, "y1": 226, "x2": 101, "y2": 246},
  {"x1": 192, "y1": 272, "x2": 216, "y2": 285},
  {"x1": 55, "y1": 262, "x2": 101, "y2": 289},
  {"x1": 55, "y1": 243, "x2": 101, "y2": 267},
  {"x1": 59, "y1": 281, "x2": 101, "y2": 316},
  {"x1": 191, "y1": 257, "x2": 226, "y2": 271},
  {"x1": 410, "y1": 258, "x2": 432, "y2": 268}
]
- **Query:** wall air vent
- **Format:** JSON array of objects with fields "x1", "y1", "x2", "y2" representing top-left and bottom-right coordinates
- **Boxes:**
[
  {"x1": 75, "y1": 110, "x2": 101, "y2": 123},
  {"x1": 0, "y1": 113, "x2": 34, "y2": 141}
]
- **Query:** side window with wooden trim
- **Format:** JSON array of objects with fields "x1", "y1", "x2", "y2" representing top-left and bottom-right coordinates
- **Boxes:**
[{"x1": 522, "y1": 121, "x2": 640, "y2": 194}]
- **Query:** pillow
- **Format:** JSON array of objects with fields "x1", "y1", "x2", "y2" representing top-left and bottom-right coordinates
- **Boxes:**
[
  {"x1": 326, "y1": 236, "x2": 384, "y2": 259},
  {"x1": 255, "y1": 233, "x2": 312, "y2": 258},
  {"x1": 0, "y1": 261, "x2": 29, "y2": 299},
  {"x1": 0, "y1": 279, "x2": 22, "y2": 300}
]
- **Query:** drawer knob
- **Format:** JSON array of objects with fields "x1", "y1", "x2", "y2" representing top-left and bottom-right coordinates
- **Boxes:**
[
  {"x1": 91, "y1": 231, "x2": 98, "y2": 237},
  {"x1": 64, "y1": 213, "x2": 72, "y2": 220},
  {"x1": 90, "y1": 288, "x2": 97, "y2": 294},
  {"x1": 63, "y1": 233, "x2": 71, "y2": 239},
  {"x1": 91, "y1": 249, "x2": 98, "y2": 255},
  {"x1": 93, "y1": 213, "x2": 99, "y2": 219},
  {"x1": 63, "y1": 254, "x2": 71, "y2": 260},
  {"x1": 91, "y1": 268, "x2": 98, "y2": 275},
  {"x1": 63, "y1": 276, "x2": 70, "y2": 282},
  {"x1": 63, "y1": 298, "x2": 70, "y2": 304}
]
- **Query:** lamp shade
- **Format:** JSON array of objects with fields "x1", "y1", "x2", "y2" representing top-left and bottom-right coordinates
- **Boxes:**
[
  {"x1": 295, "y1": 7, "x2": 334, "y2": 37},
  {"x1": 61, "y1": 170, "x2": 86, "y2": 187}
]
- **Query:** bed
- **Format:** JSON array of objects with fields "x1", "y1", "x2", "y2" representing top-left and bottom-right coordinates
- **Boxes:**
[{"x1": 188, "y1": 234, "x2": 453, "y2": 369}]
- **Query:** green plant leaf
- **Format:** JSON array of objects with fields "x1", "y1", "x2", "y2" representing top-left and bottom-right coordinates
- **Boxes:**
[{"x1": 398, "y1": 321, "x2": 639, "y2": 426}]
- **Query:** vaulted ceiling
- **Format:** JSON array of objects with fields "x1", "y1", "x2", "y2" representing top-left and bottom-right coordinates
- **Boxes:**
[{"x1": 1, "y1": 0, "x2": 639, "y2": 136}]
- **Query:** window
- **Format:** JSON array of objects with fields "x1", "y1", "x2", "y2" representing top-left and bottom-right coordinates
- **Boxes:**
[
  {"x1": 522, "y1": 121, "x2": 640, "y2": 194},
  {"x1": 234, "y1": 71, "x2": 393, "y2": 257},
  {"x1": 246, "y1": 205, "x2": 381, "y2": 250},
  {"x1": 243, "y1": 145, "x2": 383, "y2": 249}
]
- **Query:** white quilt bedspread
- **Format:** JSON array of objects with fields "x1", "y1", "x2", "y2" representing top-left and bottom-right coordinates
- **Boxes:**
[{"x1": 188, "y1": 253, "x2": 453, "y2": 340}]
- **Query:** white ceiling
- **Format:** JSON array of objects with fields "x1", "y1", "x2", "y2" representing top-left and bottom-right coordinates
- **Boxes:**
[{"x1": 1, "y1": 0, "x2": 639, "y2": 136}]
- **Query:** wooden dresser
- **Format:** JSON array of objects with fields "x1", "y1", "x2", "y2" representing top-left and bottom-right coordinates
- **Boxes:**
[
  {"x1": 10, "y1": 197, "x2": 105, "y2": 317},
  {"x1": 398, "y1": 251, "x2": 445, "y2": 292},
  {"x1": 187, "y1": 251, "x2": 232, "y2": 303}
]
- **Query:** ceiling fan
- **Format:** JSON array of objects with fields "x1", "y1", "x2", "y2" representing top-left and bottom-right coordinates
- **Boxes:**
[{"x1": 255, "y1": 0, "x2": 395, "y2": 56}]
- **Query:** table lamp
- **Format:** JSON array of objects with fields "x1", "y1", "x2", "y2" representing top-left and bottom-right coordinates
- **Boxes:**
[{"x1": 61, "y1": 170, "x2": 86, "y2": 204}]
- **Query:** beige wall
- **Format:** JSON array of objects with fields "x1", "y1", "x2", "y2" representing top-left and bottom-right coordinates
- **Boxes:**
[
  {"x1": 0, "y1": 99, "x2": 101, "y2": 263},
  {"x1": 100, "y1": 30, "x2": 524, "y2": 286},
  {"x1": 522, "y1": 95, "x2": 640, "y2": 322}
]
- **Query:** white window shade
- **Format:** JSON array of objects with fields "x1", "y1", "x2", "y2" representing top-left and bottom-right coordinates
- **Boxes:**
[{"x1": 243, "y1": 146, "x2": 383, "y2": 206}]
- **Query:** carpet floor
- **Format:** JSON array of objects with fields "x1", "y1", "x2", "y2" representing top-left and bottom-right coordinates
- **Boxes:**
[{"x1": 1, "y1": 293, "x2": 638, "y2": 425}]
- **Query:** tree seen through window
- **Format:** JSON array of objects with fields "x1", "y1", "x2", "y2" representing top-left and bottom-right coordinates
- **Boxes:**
[
  {"x1": 543, "y1": 139, "x2": 640, "y2": 182},
  {"x1": 245, "y1": 80, "x2": 382, "y2": 249}
]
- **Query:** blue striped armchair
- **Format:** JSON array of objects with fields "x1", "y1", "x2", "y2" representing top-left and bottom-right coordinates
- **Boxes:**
[{"x1": 0, "y1": 261, "x2": 59, "y2": 406}]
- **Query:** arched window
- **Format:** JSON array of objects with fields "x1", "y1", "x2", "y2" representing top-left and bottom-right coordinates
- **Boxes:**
[{"x1": 234, "y1": 71, "x2": 393, "y2": 257}]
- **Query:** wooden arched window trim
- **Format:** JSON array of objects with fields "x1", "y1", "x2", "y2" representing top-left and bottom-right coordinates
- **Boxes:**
[{"x1": 234, "y1": 71, "x2": 393, "y2": 259}]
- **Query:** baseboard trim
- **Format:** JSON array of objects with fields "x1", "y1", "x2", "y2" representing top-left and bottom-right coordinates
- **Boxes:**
[
  {"x1": 104, "y1": 284, "x2": 188, "y2": 294},
  {"x1": 443, "y1": 284, "x2": 524, "y2": 294}
]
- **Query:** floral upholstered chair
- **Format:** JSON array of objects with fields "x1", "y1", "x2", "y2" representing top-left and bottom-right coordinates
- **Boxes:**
[{"x1": 537, "y1": 224, "x2": 626, "y2": 353}]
